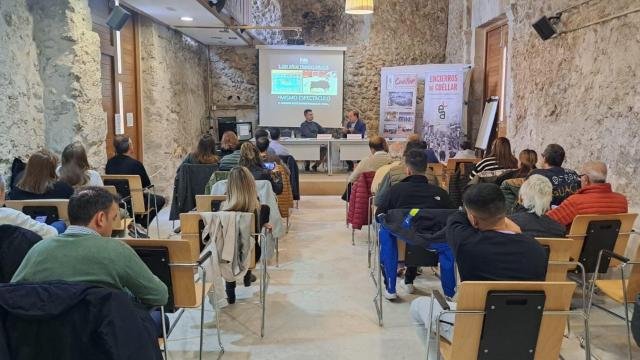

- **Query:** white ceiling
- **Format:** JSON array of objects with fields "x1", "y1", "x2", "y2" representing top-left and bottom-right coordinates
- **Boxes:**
[{"x1": 122, "y1": 0, "x2": 248, "y2": 46}]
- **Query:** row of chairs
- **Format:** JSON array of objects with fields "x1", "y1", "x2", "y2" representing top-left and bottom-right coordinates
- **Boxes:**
[{"x1": 368, "y1": 212, "x2": 638, "y2": 359}]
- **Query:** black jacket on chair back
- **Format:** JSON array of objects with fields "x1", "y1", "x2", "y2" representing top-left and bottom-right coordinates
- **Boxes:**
[
  {"x1": 0, "y1": 225, "x2": 41, "y2": 283},
  {"x1": 0, "y1": 281, "x2": 163, "y2": 360}
]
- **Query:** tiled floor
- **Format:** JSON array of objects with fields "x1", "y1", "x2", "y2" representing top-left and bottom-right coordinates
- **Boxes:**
[{"x1": 153, "y1": 196, "x2": 637, "y2": 359}]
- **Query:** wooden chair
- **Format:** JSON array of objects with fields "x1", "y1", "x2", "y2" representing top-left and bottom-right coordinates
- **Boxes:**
[
  {"x1": 5, "y1": 199, "x2": 69, "y2": 224},
  {"x1": 429, "y1": 281, "x2": 588, "y2": 360},
  {"x1": 428, "y1": 163, "x2": 446, "y2": 189},
  {"x1": 102, "y1": 185, "x2": 132, "y2": 234},
  {"x1": 588, "y1": 244, "x2": 640, "y2": 359},
  {"x1": 179, "y1": 211, "x2": 269, "y2": 338},
  {"x1": 443, "y1": 158, "x2": 479, "y2": 188},
  {"x1": 536, "y1": 237, "x2": 577, "y2": 282},
  {"x1": 102, "y1": 174, "x2": 160, "y2": 237},
  {"x1": 566, "y1": 213, "x2": 638, "y2": 270},
  {"x1": 195, "y1": 195, "x2": 227, "y2": 213},
  {"x1": 123, "y1": 238, "x2": 218, "y2": 359}
]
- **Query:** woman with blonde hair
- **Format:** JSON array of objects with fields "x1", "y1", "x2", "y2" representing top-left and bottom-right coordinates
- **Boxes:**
[
  {"x1": 223, "y1": 166, "x2": 271, "y2": 304},
  {"x1": 58, "y1": 142, "x2": 103, "y2": 188},
  {"x1": 499, "y1": 149, "x2": 538, "y2": 211},
  {"x1": 508, "y1": 174, "x2": 566, "y2": 238},
  {"x1": 238, "y1": 142, "x2": 283, "y2": 195},
  {"x1": 9, "y1": 150, "x2": 74, "y2": 200}
]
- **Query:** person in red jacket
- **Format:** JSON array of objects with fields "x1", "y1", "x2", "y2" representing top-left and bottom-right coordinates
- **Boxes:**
[{"x1": 547, "y1": 161, "x2": 628, "y2": 226}]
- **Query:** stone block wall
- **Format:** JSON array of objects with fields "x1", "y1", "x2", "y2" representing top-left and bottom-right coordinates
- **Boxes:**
[
  {"x1": 0, "y1": 0, "x2": 105, "y2": 181},
  {"x1": 139, "y1": 17, "x2": 211, "y2": 197}
]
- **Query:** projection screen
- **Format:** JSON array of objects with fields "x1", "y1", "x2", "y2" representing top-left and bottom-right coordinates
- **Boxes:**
[{"x1": 258, "y1": 46, "x2": 346, "y2": 129}]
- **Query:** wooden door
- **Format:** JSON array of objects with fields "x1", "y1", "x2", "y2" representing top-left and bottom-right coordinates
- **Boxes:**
[
  {"x1": 483, "y1": 23, "x2": 509, "y2": 140},
  {"x1": 89, "y1": 0, "x2": 142, "y2": 160}
]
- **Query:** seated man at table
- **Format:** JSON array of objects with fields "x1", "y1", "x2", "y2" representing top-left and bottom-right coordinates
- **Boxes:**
[
  {"x1": 547, "y1": 160, "x2": 628, "y2": 226},
  {"x1": 409, "y1": 183, "x2": 547, "y2": 347},
  {"x1": 342, "y1": 110, "x2": 367, "y2": 171},
  {"x1": 105, "y1": 135, "x2": 166, "y2": 231},
  {"x1": 348, "y1": 136, "x2": 391, "y2": 183},
  {"x1": 12, "y1": 187, "x2": 168, "y2": 329},
  {"x1": 376, "y1": 149, "x2": 453, "y2": 299},
  {"x1": 268, "y1": 127, "x2": 290, "y2": 156},
  {"x1": 299, "y1": 109, "x2": 328, "y2": 172}
]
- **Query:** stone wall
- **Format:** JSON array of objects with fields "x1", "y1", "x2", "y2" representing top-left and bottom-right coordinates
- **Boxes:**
[
  {"x1": 0, "y1": 0, "x2": 105, "y2": 181},
  {"x1": 139, "y1": 17, "x2": 210, "y2": 197},
  {"x1": 208, "y1": 0, "x2": 449, "y2": 136},
  {"x1": 445, "y1": 0, "x2": 640, "y2": 211}
]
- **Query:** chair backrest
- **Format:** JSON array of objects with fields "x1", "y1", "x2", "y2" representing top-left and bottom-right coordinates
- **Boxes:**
[
  {"x1": 567, "y1": 213, "x2": 638, "y2": 269},
  {"x1": 428, "y1": 163, "x2": 446, "y2": 189},
  {"x1": 536, "y1": 238, "x2": 574, "y2": 281},
  {"x1": 102, "y1": 175, "x2": 146, "y2": 214},
  {"x1": 447, "y1": 281, "x2": 576, "y2": 360},
  {"x1": 180, "y1": 211, "x2": 257, "y2": 269},
  {"x1": 131, "y1": 246, "x2": 176, "y2": 312},
  {"x1": 5, "y1": 200, "x2": 69, "y2": 224},
  {"x1": 122, "y1": 238, "x2": 198, "y2": 308},
  {"x1": 195, "y1": 195, "x2": 227, "y2": 212},
  {"x1": 445, "y1": 158, "x2": 479, "y2": 186}
]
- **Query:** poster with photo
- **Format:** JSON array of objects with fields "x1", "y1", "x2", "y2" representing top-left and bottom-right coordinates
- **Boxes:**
[
  {"x1": 422, "y1": 67, "x2": 465, "y2": 162},
  {"x1": 379, "y1": 71, "x2": 418, "y2": 139}
]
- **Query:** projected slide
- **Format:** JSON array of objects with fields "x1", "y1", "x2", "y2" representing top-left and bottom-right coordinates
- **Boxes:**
[{"x1": 259, "y1": 47, "x2": 345, "y2": 128}]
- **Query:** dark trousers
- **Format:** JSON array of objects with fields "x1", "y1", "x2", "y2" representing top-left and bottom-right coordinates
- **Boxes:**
[
  {"x1": 149, "y1": 310, "x2": 170, "y2": 338},
  {"x1": 346, "y1": 160, "x2": 354, "y2": 171},
  {"x1": 137, "y1": 193, "x2": 166, "y2": 226},
  {"x1": 304, "y1": 146, "x2": 328, "y2": 170}
]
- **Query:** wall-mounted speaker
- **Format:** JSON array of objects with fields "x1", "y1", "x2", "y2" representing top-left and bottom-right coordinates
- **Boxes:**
[
  {"x1": 106, "y1": 6, "x2": 131, "y2": 31},
  {"x1": 532, "y1": 16, "x2": 559, "y2": 41}
]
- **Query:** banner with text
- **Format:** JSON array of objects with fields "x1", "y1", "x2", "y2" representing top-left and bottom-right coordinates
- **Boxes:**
[
  {"x1": 379, "y1": 70, "x2": 418, "y2": 140},
  {"x1": 422, "y1": 66, "x2": 465, "y2": 162}
]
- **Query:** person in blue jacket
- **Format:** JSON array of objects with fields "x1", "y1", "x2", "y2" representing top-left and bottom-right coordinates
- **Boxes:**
[{"x1": 342, "y1": 110, "x2": 367, "y2": 171}]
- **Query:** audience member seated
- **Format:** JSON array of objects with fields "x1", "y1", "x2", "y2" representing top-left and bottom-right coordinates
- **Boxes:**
[
  {"x1": 407, "y1": 134, "x2": 439, "y2": 163},
  {"x1": 239, "y1": 142, "x2": 283, "y2": 195},
  {"x1": 348, "y1": 136, "x2": 392, "y2": 183},
  {"x1": 268, "y1": 127, "x2": 290, "y2": 156},
  {"x1": 509, "y1": 175, "x2": 566, "y2": 238},
  {"x1": 410, "y1": 183, "x2": 547, "y2": 346},
  {"x1": 371, "y1": 141, "x2": 406, "y2": 194},
  {"x1": 529, "y1": 144, "x2": 581, "y2": 206},
  {"x1": 254, "y1": 129, "x2": 277, "y2": 156},
  {"x1": 374, "y1": 140, "x2": 439, "y2": 207},
  {"x1": 376, "y1": 149, "x2": 453, "y2": 298},
  {"x1": 8, "y1": 149, "x2": 74, "y2": 200},
  {"x1": 180, "y1": 133, "x2": 220, "y2": 166},
  {"x1": 547, "y1": 161, "x2": 628, "y2": 226},
  {"x1": 11, "y1": 187, "x2": 168, "y2": 328},
  {"x1": 470, "y1": 137, "x2": 518, "y2": 179},
  {"x1": 452, "y1": 140, "x2": 476, "y2": 159},
  {"x1": 256, "y1": 136, "x2": 289, "y2": 174},
  {"x1": 0, "y1": 175, "x2": 59, "y2": 238},
  {"x1": 105, "y1": 135, "x2": 166, "y2": 228},
  {"x1": 499, "y1": 149, "x2": 537, "y2": 212},
  {"x1": 222, "y1": 167, "x2": 271, "y2": 304},
  {"x1": 219, "y1": 131, "x2": 240, "y2": 158},
  {"x1": 58, "y1": 142, "x2": 104, "y2": 188}
]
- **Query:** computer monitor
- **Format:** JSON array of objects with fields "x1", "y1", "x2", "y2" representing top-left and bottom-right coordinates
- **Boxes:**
[{"x1": 236, "y1": 122, "x2": 253, "y2": 141}]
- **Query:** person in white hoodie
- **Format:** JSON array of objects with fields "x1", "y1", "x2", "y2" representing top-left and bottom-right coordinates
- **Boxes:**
[{"x1": 0, "y1": 175, "x2": 58, "y2": 238}]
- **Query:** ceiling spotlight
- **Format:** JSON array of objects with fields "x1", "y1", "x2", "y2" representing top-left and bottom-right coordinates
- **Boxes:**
[
  {"x1": 345, "y1": 0, "x2": 373, "y2": 15},
  {"x1": 180, "y1": 16, "x2": 194, "y2": 22}
]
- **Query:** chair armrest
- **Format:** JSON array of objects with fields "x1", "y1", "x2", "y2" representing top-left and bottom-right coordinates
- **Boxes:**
[
  {"x1": 433, "y1": 290, "x2": 450, "y2": 311},
  {"x1": 197, "y1": 251, "x2": 212, "y2": 266},
  {"x1": 601, "y1": 249, "x2": 630, "y2": 264}
]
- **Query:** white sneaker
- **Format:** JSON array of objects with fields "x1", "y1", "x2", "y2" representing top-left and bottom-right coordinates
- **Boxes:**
[
  {"x1": 404, "y1": 283, "x2": 415, "y2": 294},
  {"x1": 384, "y1": 290, "x2": 398, "y2": 300}
]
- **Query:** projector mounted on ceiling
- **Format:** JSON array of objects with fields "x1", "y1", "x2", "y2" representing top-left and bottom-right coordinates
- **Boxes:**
[{"x1": 208, "y1": 0, "x2": 226, "y2": 13}]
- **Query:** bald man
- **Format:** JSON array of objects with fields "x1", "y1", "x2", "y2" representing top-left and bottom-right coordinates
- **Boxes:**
[
  {"x1": 348, "y1": 136, "x2": 392, "y2": 183},
  {"x1": 547, "y1": 161, "x2": 628, "y2": 226}
]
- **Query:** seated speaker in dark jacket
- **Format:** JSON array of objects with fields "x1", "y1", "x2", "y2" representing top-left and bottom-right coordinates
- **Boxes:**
[
  {"x1": 376, "y1": 149, "x2": 454, "y2": 300},
  {"x1": 238, "y1": 142, "x2": 283, "y2": 195},
  {"x1": 410, "y1": 183, "x2": 548, "y2": 348},
  {"x1": 12, "y1": 187, "x2": 168, "y2": 310},
  {"x1": 105, "y1": 135, "x2": 166, "y2": 228},
  {"x1": 508, "y1": 174, "x2": 566, "y2": 238}
]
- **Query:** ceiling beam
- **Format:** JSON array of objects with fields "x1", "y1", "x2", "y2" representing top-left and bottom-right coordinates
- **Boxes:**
[{"x1": 194, "y1": 0, "x2": 262, "y2": 45}]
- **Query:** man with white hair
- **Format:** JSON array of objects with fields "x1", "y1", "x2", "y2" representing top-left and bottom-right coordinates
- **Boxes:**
[
  {"x1": 0, "y1": 175, "x2": 58, "y2": 238},
  {"x1": 547, "y1": 161, "x2": 628, "y2": 226},
  {"x1": 508, "y1": 174, "x2": 566, "y2": 238},
  {"x1": 371, "y1": 141, "x2": 406, "y2": 194}
]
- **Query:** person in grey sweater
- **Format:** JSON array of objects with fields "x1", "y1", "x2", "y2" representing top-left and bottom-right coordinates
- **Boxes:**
[{"x1": 299, "y1": 109, "x2": 328, "y2": 172}]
